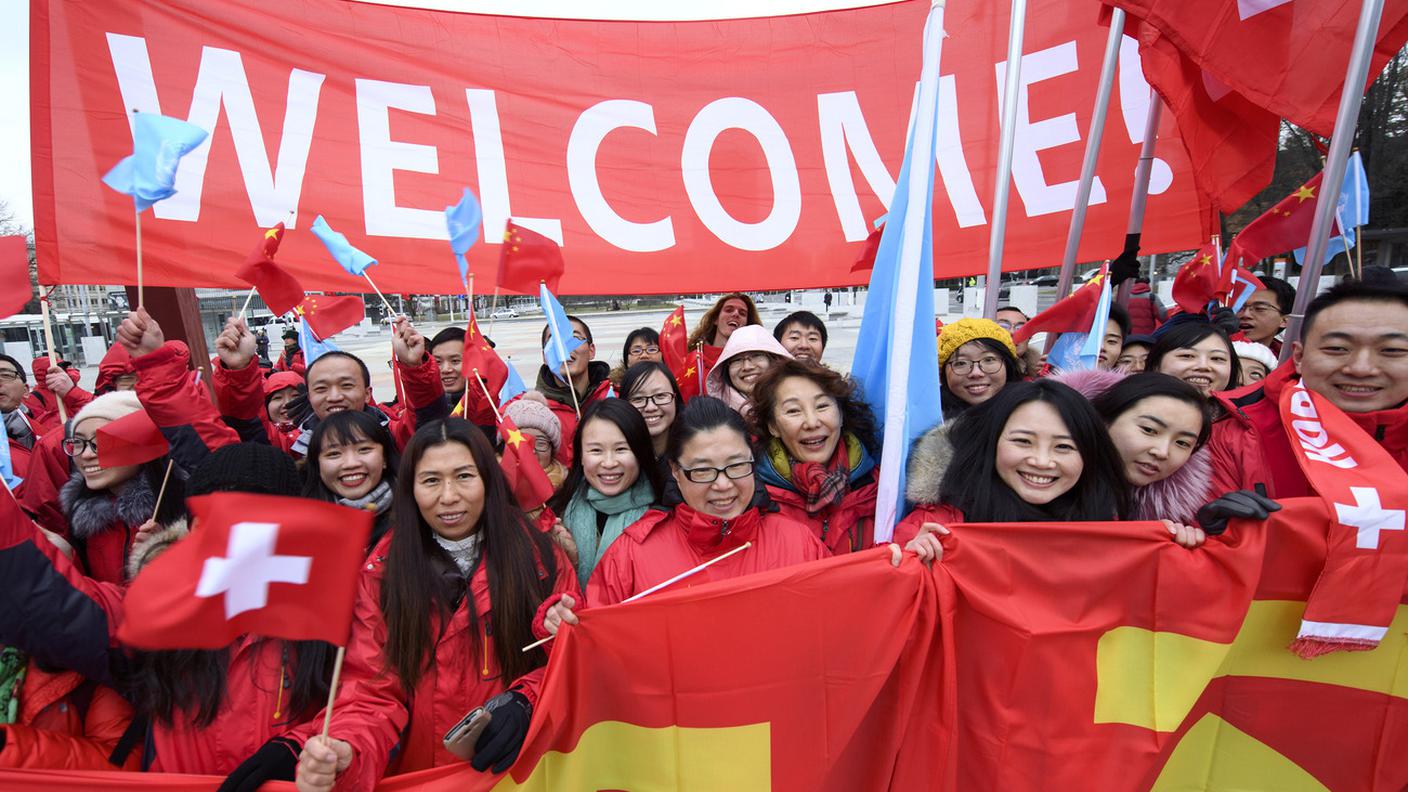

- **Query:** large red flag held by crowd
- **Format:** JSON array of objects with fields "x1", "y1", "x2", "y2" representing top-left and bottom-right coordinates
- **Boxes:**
[
  {"x1": 5, "y1": 498, "x2": 1404, "y2": 790},
  {"x1": 31, "y1": 0, "x2": 1214, "y2": 295}
]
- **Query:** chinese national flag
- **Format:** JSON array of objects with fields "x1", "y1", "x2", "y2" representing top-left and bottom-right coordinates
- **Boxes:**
[
  {"x1": 497, "y1": 412, "x2": 555, "y2": 512},
  {"x1": 0, "y1": 236, "x2": 31, "y2": 320},
  {"x1": 659, "y1": 306, "x2": 689, "y2": 374},
  {"x1": 497, "y1": 221, "x2": 565, "y2": 294},
  {"x1": 116, "y1": 493, "x2": 371, "y2": 650},
  {"x1": 1227, "y1": 170, "x2": 1331, "y2": 263},
  {"x1": 1012, "y1": 273, "x2": 1106, "y2": 346},
  {"x1": 1110, "y1": 0, "x2": 1408, "y2": 139},
  {"x1": 234, "y1": 223, "x2": 305, "y2": 316},
  {"x1": 1130, "y1": 21, "x2": 1279, "y2": 214},
  {"x1": 96, "y1": 410, "x2": 169, "y2": 468},
  {"x1": 463, "y1": 312, "x2": 509, "y2": 405},
  {"x1": 674, "y1": 346, "x2": 708, "y2": 403},
  {"x1": 296, "y1": 294, "x2": 365, "y2": 339},
  {"x1": 1170, "y1": 240, "x2": 1228, "y2": 313}
]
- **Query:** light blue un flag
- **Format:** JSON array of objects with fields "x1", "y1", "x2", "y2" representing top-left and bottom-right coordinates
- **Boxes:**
[
  {"x1": 101, "y1": 112, "x2": 209, "y2": 213},
  {"x1": 849, "y1": 1, "x2": 947, "y2": 542},
  {"x1": 299, "y1": 317, "x2": 341, "y2": 367},
  {"x1": 311, "y1": 215, "x2": 378, "y2": 276},
  {"x1": 540, "y1": 283, "x2": 585, "y2": 378},
  {"x1": 445, "y1": 188, "x2": 484, "y2": 284}
]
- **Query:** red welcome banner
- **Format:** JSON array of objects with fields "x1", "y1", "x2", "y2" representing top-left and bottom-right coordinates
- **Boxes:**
[{"x1": 32, "y1": 0, "x2": 1209, "y2": 295}]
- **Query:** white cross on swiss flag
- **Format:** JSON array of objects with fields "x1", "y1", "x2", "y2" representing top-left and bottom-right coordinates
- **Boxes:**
[{"x1": 117, "y1": 493, "x2": 372, "y2": 650}]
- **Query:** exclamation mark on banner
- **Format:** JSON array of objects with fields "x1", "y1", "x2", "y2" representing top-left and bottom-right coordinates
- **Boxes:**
[{"x1": 1116, "y1": 35, "x2": 1173, "y2": 196}]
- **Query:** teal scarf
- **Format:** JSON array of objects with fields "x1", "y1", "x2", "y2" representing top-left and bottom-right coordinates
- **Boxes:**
[{"x1": 563, "y1": 477, "x2": 655, "y2": 587}]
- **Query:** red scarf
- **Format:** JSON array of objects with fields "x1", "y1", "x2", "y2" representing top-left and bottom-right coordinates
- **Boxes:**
[
  {"x1": 1280, "y1": 378, "x2": 1408, "y2": 657},
  {"x1": 787, "y1": 440, "x2": 853, "y2": 515}
]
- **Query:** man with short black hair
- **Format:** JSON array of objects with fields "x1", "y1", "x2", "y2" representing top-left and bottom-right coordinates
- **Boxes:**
[
  {"x1": 537, "y1": 315, "x2": 612, "y2": 464},
  {"x1": 429, "y1": 326, "x2": 467, "y2": 406},
  {"x1": 1210, "y1": 281, "x2": 1408, "y2": 498},
  {"x1": 773, "y1": 311, "x2": 827, "y2": 362},
  {"x1": 1237, "y1": 275, "x2": 1296, "y2": 356},
  {"x1": 0, "y1": 354, "x2": 36, "y2": 481},
  {"x1": 994, "y1": 306, "x2": 1037, "y2": 376}
]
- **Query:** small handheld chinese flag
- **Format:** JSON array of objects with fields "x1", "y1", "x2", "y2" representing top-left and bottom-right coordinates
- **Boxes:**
[
  {"x1": 497, "y1": 412, "x2": 556, "y2": 512},
  {"x1": 297, "y1": 294, "x2": 365, "y2": 339},
  {"x1": 96, "y1": 410, "x2": 169, "y2": 468},
  {"x1": 463, "y1": 313, "x2": 509, "y2": 401},
  {"x1": 497, "y1": 221, "x2": 565, "y2": 293},
  {"x1": 235, "y1": 223, "x2": 305, "y2": 316},
  {"x1": 117, "y1": 493, "x2": 371, "y2": 649},
  {"x1": 660, "y1": 305, "x2": 689, "y2": 374}
]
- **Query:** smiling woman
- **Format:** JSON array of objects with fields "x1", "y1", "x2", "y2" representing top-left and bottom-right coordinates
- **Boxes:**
[{"x1": 302, "y1": 409, "x2": 400, "y2": 553}]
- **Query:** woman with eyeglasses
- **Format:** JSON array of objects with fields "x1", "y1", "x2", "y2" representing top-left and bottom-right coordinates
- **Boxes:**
[
  {"x1": 706, "y1": 325, "x2": 793, "y2": 418},
  {"x1": 620, "y1": 362, "x2": 682, "y2": 461},
  {"x1": 544, "y1": 399, "x2": 663, "y2": 587},
  {"x1": 609, "y1": 328, "x2": 663, "y2": 389},
  {"x1": 749, "y1": 360, "x2": 881, "y2": 554},
  {"x1": 57, "y1": 392, "x2": 188, "y2": 585},
  {"x1": 937, "y1": 319, "x2": 1022, "y2": 420}
]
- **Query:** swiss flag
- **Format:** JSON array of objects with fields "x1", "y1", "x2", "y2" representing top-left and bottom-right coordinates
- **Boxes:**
[
  {"x1": 296, "y1": 294, "x2": 365, "y2": 339},
  {"x1": 234, "y1": 223, "x2": 305, "y2": 316},
  {"x1": 96, "y1": 410, "x2": 169, "y2": 468},
  {"x1": 497, "y1": 221, "x2": 565, "y2": 294},
  {"x1": 116, "y1": 493, "x2": 371, "y2": 649},
  {"x1": 497, "y1": 412, "x2": 555, "y2": 512},
  {"x1": 1110, "y1": 0, "x2": 1408, "y2": 138},
  {"x1": 659, "y1": 305, "x2": 689, "y2": 375}
]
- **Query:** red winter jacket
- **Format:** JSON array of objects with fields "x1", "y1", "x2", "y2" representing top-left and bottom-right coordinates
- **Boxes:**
[
  {"x1": 892, "y1": 503, "x2": 966, "y2": 548},
  {"x1": 763, "y1": 479, "x2": 879, "y2": 555},
  {"x1": 210, "y1": 362, "x2": 301, "y2": 453},
  {"x1": 532, "y1": 362, "x2": 614, "y2": 466},
  {"x1": 303, "y1": 532, "x2": 578, "y2": 791},
  {"x1": 1209, "y1": 360, "x2": 1408, "y2": 499},
  {"x1": 0, "y1": 663, "x2": 138, "y2": 771},
  {"x1": 131, "y1": 342, "x2": 240, "y2": 466},
  {"x1": 274, "y1": 349, "x2": 306, "y2": 376},
  {"x1": 6, "y1": 436, "x2": 32, "y2": 484},
  {"x1": 1124, "y1": 282, "x2": 1166, "y2": 335},
  {"x1": 23, "y1": 357, "x2": 93, "y2": 433},
  {"x1": 288, "y1": 355, "x2": 448, "y2": 457},
  {"x1": 93, "y1": 345, "x2": 135, "y2": 394},
  {"x1": 585, "y1": 503, "x2": 830, "y2": 606},
  {"x1": 16, "y1": 427, "x2": 70, "y2": 534}
]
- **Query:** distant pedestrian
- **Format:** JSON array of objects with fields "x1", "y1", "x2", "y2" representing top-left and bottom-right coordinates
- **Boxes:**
[{"x1": 823, "y1": 291, "x2": 833, "y2": 313}]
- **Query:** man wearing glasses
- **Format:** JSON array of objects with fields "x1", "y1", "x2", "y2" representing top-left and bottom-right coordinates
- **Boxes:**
[
  {"x1": 1236, "y1": 276, "x2": 1296, "y2": 357},
  {"x1": 994, "y1": 306, "x2": 1036, "y2": 377},
  {"x1": 0, "y1": 354, "x2": 36, "y2": 482}
]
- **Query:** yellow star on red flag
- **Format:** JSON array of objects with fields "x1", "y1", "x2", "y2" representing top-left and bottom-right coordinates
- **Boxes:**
[
  {"x1": 1293, "y1": 185, "x2": 1316, "y2": 202},
  {"x1": 505, "y1": 428, "x2": 526, "y2": 449}
]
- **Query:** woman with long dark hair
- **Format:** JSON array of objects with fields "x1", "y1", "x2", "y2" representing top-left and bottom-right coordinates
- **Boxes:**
[
  {"x1": 750, "y1": 360, "x2": 881, "y2": 554},
  {"x1": 545, "y1": 399, "x2": 663, "y2": 587},
  {"x1": 896, "y1": 380, "x2": 1130, "y2": 544},
  {"x1": 302, "y1": 410, "x2": 400, "y2": 553},
  {"x1": 293, "y1": 419, "x2": 577, "y2": 789},
  {"x1": 1146, "y1": 321, "x2": 1240, "y2": 398},
  {"x1": 620, "y1": 362, "x2": 682, "y2": 461}
]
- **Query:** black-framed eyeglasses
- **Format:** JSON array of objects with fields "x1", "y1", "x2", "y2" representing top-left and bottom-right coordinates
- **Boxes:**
[
  {"x1": 949, "y1": 356, "x2": 1004, "y2": 375},
  {"x1": 628, "y1": 392, "x2": 675, "y2": 409},
  {"x1": 678, "y1": 460, "x2": 754, "y2": 484},
  {"x1": 628, "y1": 345, "x2": 660, "y2": 357},
  {"x1": 0, "y1": 370, "x2": 21, "y2": 383},
  {"x1": 62, "y1": 437, "x2": 98, "y2": 457},
  {"x1": 1239, "y1": 301, "x2": 1282, "y2": 316}
]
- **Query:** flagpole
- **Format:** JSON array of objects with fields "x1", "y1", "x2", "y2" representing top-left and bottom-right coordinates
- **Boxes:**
[
  {"x1": 38, "y1": 288, "x2": 68, "y2": 425},
  {"x1": 520, "y1": 541, "x2": 753, "y2": 653},
  {"x1": 1052, "y1": 8, "x2": 1124, "y2": 319},
  {"x1": 1355, "y1": 224, "x2": 1364, "y2": 279},
  {"x1": 151, "y1": 458, "x2": 175, "y2": 521},
  {"x1": 543, "y1": 280, "x2": 582, "y2": 418},
  {"x1": 1281, "y1": 0, "x2": 1385, "y2": 361},
  {"x1": 237, "y1": 286, "x2": 257, "y2": 320},
  {"x1": 982, "y1": 0, "x2": 1028, "y2": 319},
  {"x1": 135, "y1": 208, "x2": 144, "y2": 309},
  {"x1": 1116, "y1": 92, "x2": 1164, "y2": 307},
  {"x1": 471, "y1": 368, "x2": 505, "y2": 423},
  {"x1": 320, "y1": 645, "x2": 347, "y2": 738}
]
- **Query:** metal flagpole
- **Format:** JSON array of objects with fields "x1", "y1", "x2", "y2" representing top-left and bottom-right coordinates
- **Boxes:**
[
  {"x1": 1053, "y1": 9, "x2": 1125, "y2": 309},
  {"x1": 1116, "y1": 91, "x2": 1164, "y2": 307},
  {"x1": 982, "y1": 0, "x2": 1029, "y2": 319},
  {"x1": 1280, "y1": 0, "x2": 1386, "y2": 362}
]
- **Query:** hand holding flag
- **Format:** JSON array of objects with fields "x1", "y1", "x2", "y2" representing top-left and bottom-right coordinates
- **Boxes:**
[
  {"x1": 446, "y1": 188, "x2": 484, "y2": 285},
  {"x1": 116, "y1": 493, "x2": 371, "y2": 649},
  {"x1": 101, "y1": 113, "x2": 209, "y2": 213}
]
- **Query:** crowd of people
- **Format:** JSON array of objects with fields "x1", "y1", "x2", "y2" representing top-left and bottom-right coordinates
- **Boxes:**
[{"x1": 1, "y1": 273, "x2": 1405, "y2": 790}]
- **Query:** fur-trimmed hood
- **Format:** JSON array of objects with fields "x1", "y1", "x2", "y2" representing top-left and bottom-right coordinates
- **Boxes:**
[
  {"x1": 60, "y1": 468, "x2": 158, "y2": 541},
  {"x1": 905, "y1": 422, "x2": 955, "y2": 505},
  {"x1": 1052, "y1": 367, "x2": 1211, "y2": 523},
  {"x1": 125, "y1": 517, "x2": 190, "y2": 580}
]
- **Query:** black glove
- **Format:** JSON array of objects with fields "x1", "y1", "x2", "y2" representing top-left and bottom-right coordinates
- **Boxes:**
[
  {"x1": 1196, "y1": 489, "x2": 1280, "y2": 536},
  {"x1": 471, "y1": 691, "x2": 532, "y2": 773},
  {"x1": 1208, "y1": 306, "x2": 1241, "y2": 338},
  {"x1": 1109, "y1": 233, "x2": 1142, "y2": 286},
  {"x1": 217, "y1": 736, "x2": 301, "y2": 792}
]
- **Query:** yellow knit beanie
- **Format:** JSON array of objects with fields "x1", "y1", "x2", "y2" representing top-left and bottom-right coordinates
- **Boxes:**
[{"x1": 937, "y1": 318, "x2": 1018, "y2": 368}]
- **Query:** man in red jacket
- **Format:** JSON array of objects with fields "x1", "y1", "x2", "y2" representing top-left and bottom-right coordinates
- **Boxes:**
[
  {"x1": 533, "y1": 315, "x2": 613, "y2": 465},
  {"x1": 1209, "y1": 281, "x2": 1408, "y2": 500}
]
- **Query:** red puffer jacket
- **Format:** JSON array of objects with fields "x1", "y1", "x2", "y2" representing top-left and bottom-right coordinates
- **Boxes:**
[
  {"x1": 0, "y1": 662, "x2": 138, "y2": 771},
  {"x1": 302, "y1": 532, "x2": 578, "y2": 791},
  {"x1": 763, "y1": 480, "x2": 879, "y2": 555},
  {"x1": 16, "y1": 430, "x2": 71, "y2": 535},
  {"x1": 1209, "y1": 360, "x2": 1408, "y2": 499},
  {"x1": 586, "y1": 503, "x2": 830, "y2": 606},
  {"x1": 23, "y1": 357, "x2": 93, "y2": 433},
  {"x1": 210, "y1": 362, "x2": 301, "y2": 453}
]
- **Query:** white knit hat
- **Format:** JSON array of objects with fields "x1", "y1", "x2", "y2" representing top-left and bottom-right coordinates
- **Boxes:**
[
  {"x1": 70, "y1": 391, "x2": 145, "y2": 431},
  {"x1": 1231, "y1": 340, "x2": 1278, "y2": 373}
]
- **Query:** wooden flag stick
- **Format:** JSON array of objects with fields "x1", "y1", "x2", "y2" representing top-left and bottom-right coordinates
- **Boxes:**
[
  {"x1": 237, "y1": 286, "x2": 258, "y2": 320},
  {"x1": 520, "y1": 541, "x2": 753, "y2": 653},
  {"x1": 487, "y1": 287, "x2": 501, "y2": 336},
  {"x1": 38, "y1": 289, "x2": 68, "y2": 424},
  {"x1": 135, "y1": 208, "x2": 145, "y2": 309},
  {"x1": 471, "y1": 367, "x2": 504, "y2": 423},
  {"x1": 1355, "y1": 224, "x2": 1364, "y2": 280},
  {"x1": 361, "y1": 272, "x2": 398, "y2": 319},
  {"x1": 151, "y1": 458, "x2": 175, "y2": 521},
  {"x1": 321, "y1": 645, "x2": 348, "y2": 738}
]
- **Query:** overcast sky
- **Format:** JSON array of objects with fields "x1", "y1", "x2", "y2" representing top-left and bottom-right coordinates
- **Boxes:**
[{"x1": 0, "y1": 0, "x2": 30, "y2": 230}]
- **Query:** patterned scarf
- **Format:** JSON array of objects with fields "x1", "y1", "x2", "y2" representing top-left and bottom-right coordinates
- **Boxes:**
[
  {"x1": 337, "y1": 479, "x2": 393, "y2": 516},
  {"x1": 767, "y1": 434, "x2": 861, "y2": 514}
]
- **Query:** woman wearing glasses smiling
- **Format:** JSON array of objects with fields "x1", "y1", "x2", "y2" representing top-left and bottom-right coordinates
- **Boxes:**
[{"x1": 937, "y1": 319, "x2": 1023, "y2": 420}]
